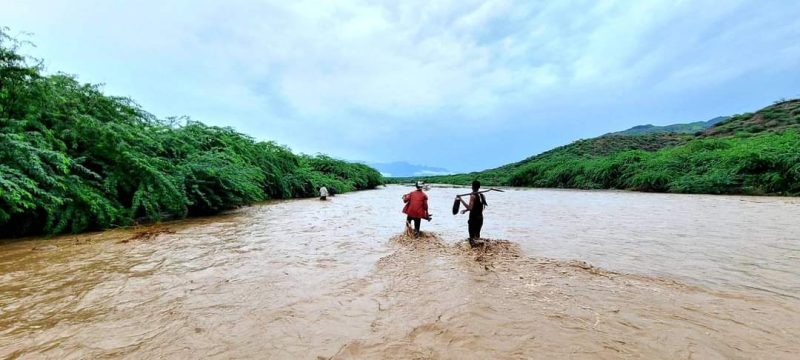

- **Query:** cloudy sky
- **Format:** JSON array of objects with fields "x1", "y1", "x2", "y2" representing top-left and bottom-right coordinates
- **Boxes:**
[{"x1": 2, "y1": 0, "x2": 799, "y2": 172}]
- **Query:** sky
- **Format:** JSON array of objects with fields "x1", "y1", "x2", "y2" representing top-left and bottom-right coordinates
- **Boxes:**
[{"x1": 2, "y1": 0, "x2": 799, "y2": 172}]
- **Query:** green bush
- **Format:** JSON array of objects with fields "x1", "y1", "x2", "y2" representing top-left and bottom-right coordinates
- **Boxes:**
[{"x1": 0, "y1": 31, "x2": 382, "y2": 238}]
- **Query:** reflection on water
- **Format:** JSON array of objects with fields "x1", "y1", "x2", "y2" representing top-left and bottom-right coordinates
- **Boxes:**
[{"x1": 1, "y1": 185, "x2": 798, "y2": 359}]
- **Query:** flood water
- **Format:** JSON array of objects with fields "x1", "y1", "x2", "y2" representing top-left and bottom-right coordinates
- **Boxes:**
[{"x1": 1, "y1": 185, "x2": 799, "y2": 359}]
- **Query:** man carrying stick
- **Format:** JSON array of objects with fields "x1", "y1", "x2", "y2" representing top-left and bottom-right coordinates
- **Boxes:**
[{"x1": 456, "y1": 180, "x2": 488, "y2": 247}]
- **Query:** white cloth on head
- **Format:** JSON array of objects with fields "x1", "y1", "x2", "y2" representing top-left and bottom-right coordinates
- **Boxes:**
[{"x1": 320, "y1": 186, "x2": 329, "y2": 197}]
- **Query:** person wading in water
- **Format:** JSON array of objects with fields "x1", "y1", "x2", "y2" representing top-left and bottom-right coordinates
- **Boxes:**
[
  {"x1": 402, "y1": 181, "x2": 431, "y2": 237},
  {"x1": 456, "y1": 180, "x2": 487, "y2": 247}
]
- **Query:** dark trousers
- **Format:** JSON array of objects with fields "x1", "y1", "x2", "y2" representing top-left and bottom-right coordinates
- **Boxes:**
[
  {"x1": 468, "y1": 216, "x2": 483, "y2": 239},
  {"x1": 406, "y1": 216, "x2": 421, "y2": 236}
]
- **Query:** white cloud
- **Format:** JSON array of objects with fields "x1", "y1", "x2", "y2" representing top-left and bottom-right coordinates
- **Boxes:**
[{"x1": 2, "y1": 0, "x2": 798, "y2": 170}]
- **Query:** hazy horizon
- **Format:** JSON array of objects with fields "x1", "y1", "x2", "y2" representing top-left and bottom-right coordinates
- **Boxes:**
[{"x1": 3, "y1": 0, "x2": 799, "y2": 172}]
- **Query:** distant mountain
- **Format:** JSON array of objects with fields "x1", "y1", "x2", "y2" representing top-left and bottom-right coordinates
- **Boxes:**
[
  {"x1": 610, "y1": 116, "x2": 730, "y2": 136},
  {"x1": 364, "y1": 161, "x2": 452, "y2": 178}
]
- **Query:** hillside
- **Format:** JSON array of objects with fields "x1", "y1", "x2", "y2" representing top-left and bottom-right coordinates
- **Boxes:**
[
  {"x1": 0, "y1": 32, "x2": 382, "y2": 238},
  {"x1": 701, "y1": 100, "x2": 800, "y2": 136},
  {"x1": 397, "y1": 99, "x2": 800, "y2": 196},
  {"x1": 610, "y1": 116, "x2": 729, "y2": 136}
]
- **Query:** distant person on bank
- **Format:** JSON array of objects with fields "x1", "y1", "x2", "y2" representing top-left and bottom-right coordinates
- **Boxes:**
[
  {"x1": 457, "y1": 180, "x2": 488, "y2": 247},
  {"x1": 319, "y1": 185, "x2": 328, "y2": 201},
  {"x1": 402, "y1": 181, "x2": 432, "y2": 237}
]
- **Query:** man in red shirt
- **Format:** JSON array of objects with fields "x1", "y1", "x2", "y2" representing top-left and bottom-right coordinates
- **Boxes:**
[{"x1": 402, "y1": 181, "x2": 431, "y2": 237}]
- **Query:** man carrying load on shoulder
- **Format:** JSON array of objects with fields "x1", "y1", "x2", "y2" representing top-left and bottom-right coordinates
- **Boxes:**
[{"x1": 456, "y1": 180, "x2": 487, "y2": 247}]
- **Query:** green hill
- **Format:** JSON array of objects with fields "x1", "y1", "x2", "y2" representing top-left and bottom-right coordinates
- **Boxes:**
[
  {"x1": 0, "y1": 31, "x2": 382, "y2": 238},
  {"x1": 701, "y1": 100, "x2": 800, "y2": 136},
  {"x1": 610, "y1": 116, "x2": 729, "y2": 136},
  {"x1": 396, "y1": 99, "x2": 800, "y2": 196}
]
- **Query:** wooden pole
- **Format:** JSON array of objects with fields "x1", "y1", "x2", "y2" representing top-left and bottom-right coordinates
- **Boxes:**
[
  {"x1": 455, "y1": 188, "x2": 505, "y2": 197},
  {"x1": 452, "y1": 188, "x2": 504, "y2": 214}
]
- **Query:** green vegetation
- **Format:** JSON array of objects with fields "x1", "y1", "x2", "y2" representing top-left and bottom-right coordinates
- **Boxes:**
[
  {"x1": 396, "y1": 100, "x2": 800, "y2": 196},
  {"x1": 610, "y1": 116, "x2": 729, "y2": 136},
  {"x1": 0, "y1": 31, "x2": 382, "y2": 238},
  {"x1": 700, "y1": 100, "x2": 800, "y2": 137}
]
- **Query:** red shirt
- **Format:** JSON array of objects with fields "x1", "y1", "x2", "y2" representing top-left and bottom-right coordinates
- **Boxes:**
[{"x1": 402, "y1": 190, "x2": 429, "y2": 218}]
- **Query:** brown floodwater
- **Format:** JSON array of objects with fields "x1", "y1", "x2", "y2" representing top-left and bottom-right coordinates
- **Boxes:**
[{"x1": 1, "y1": 185, "x2": 799, "y2": 359}]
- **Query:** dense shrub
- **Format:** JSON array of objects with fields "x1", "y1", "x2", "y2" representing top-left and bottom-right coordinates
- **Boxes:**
[{"x1": 0, "y1": 31, "x2": 382, "y2": 237}]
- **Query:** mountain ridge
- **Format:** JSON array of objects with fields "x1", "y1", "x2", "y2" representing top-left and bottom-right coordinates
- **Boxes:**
[
  {"x1": 363, "y1": 161, "x2": 452, "y2": 178},
  {"x1": 609, "y1": 116, "x2": 730, "y2": 136},
  {"x1": 393, "y1": 99, "x2": 800, "y2": 196}
]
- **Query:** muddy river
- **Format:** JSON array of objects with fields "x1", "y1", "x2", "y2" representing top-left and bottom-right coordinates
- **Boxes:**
[{"x1": 1, "y1": 185, "x2": 799, "y2": 359}]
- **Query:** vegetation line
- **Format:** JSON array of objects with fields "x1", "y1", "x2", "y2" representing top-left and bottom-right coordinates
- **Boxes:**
[
  {"x1": 392, "y1": 100, "x2": 800, "y2": 196},
  {"x1": 0, "y1": 31, "x2": 382, "y2": 238}
]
